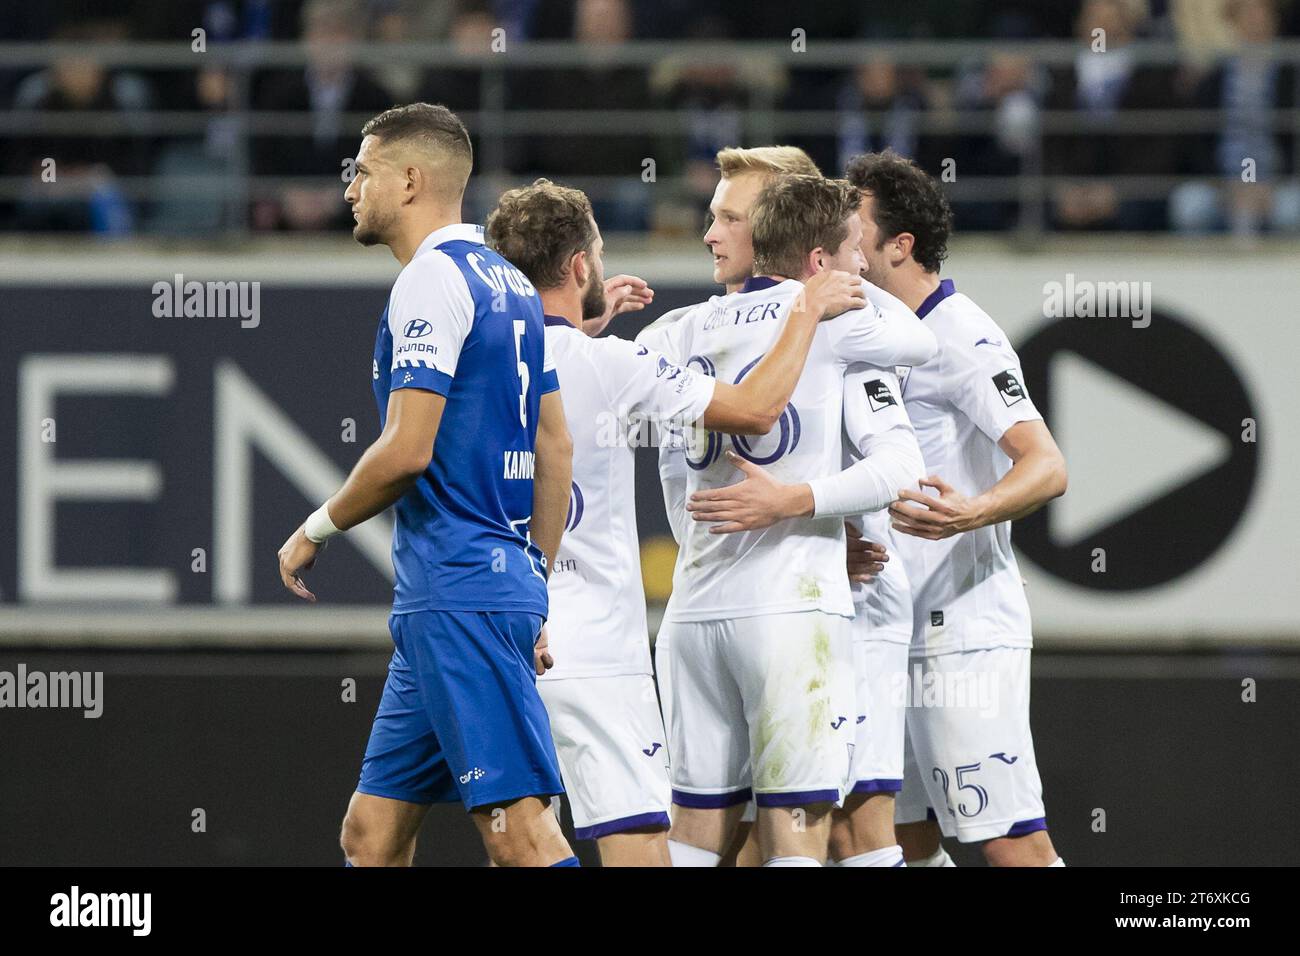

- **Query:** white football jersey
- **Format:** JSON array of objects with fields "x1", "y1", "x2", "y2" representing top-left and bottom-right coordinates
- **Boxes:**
[
  {"x1": 841, "y1": 368, "x2": 915, "y2": 643},
  {"x1": 652, "y1": 277, "x2": 936, "y2": 623},
  {"x1": 894, "y1": 280, "x2": 1043, "y2": 655},
  {"x1": 541, "y1": 318, "x2": 715, "y2": 680}
]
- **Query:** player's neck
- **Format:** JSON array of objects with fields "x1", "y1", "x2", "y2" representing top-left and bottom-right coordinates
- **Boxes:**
[
  {"x1": 728, "y1": 273, "x2": 786, "y2": 293},
  {"x1": 538, "y1": 289, "x2": 582, "y2": 328},
  {"x1": 391, "y1": 209, "x2": 463, "y2": 267},
  {"x1": 893, "y1": 267, "x2": 943, "y2": 315}
]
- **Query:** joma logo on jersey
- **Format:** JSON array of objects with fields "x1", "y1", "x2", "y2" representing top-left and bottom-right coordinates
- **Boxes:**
[
  {"x1": 503, "y1": 450, "x2": 535, "y2": 479},
  {"x1": 403, "y1": 319, "x2": 432, "y2": 338}
]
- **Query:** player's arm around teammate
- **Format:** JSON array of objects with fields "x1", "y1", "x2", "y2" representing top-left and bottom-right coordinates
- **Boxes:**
[{"x1": 888, "y1": 421, "x2": 1066, "y2": 540}]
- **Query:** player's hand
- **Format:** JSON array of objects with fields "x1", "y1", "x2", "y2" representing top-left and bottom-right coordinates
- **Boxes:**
[
  {"x1": 846, "y1": 521, "x2": 889, "y2": 583},
  {"x1": 277, "y1": 524, "x2": 321, "y2": 602},
  {"x1": 583, "y1": 274, "x2": 654, "y2": 337},
  {"x1": 687, "y1": 450, "x2": 814, "y2": 533},
  {"x1": 889, "y1": 475, "x2": 987, "y2": 540},
  {"x1": 534, "y1": 626, "x2": 554, "y2": 676},
  {"x1": 796, "y1": 269, "x2": 866, "y2": 322}
]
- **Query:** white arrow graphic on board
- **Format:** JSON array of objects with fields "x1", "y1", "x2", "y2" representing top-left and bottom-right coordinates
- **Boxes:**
[{"x1": 1049, "y1": 350, "x2": 1232, "y2": 547}]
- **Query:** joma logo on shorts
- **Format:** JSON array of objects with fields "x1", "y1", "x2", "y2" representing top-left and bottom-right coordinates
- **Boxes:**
[{"x1": 459, "y1": 767, "x2": 486, "y2": 784}]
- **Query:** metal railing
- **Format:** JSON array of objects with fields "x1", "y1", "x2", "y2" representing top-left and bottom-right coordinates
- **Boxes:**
[{"x1": 3, "y1": 39, "x2": 1299, "y2": 240}]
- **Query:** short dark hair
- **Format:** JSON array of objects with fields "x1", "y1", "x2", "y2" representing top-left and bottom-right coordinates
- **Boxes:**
[
  {"x1": 361, "y1": 102, "x2": 473, "y2": 166},
  {"x1": 750, "y1": 175, "x2": 861, "y2": 279},
  {"x1": 485, "y1": 178, "x2": 597, "y2": 290},
  {"x1": 844, "y1": 150, "x2": 951, "y2": 273}
]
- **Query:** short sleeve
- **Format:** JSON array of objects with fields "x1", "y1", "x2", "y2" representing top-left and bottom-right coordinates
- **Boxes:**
[
  {"x1": 947, "y1": 334, "x2": 1043, "y2": 444},
  {"x1": 387, "y1": 251, "x2": 475, "y2": 396},
  {"x1": 602, "y1": 336, "x2": 716, "y2": 425},
  {"x1": 825, "y1": 281, "x2": 937, "y2": 369},
  {"x1": 541, "y1": 326, "x2": 560, "y2": 394},
  {"x1": 635, "y1": 305, "x2": 695, "y2": 364},
  {"x1": 842, "y1": 367, "x2": 912, "y2": 457}
]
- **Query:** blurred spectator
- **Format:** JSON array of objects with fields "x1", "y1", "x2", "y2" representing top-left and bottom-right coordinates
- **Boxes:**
[
  {"x1": 650, "y1": 15, "x2": 781, "y2": 234},
  {"x1": 418, "y1": 2, "x2": 496, "y2": 113},
  {"x1": 149, "y1": 67, "x2": 244, "y2": 235},
  {"x1": 1171, "y1": 0, "x2": 1240, "y2": 57},
  {"x1": 1172, "y1": 0, "x2": 1299, "y2": 235},
  {"x1": 834, "y1": 61, "x2": 927, "y2": 173},
  {"x1": 8, "y1": 19, "x2": 153, "y2": 234},
  {"x1": 1043, "y1": 0, "x2": 1177, "y2": 230},
  {"x1": 949, "y1": 53, "x2": 1046, "y2": 230},
  {"x1": 252, "y1": 0, "x2": 392, "y2": 232},
  {"x1": 516, "y1": 0, "x2": 653, "y2": 231}
]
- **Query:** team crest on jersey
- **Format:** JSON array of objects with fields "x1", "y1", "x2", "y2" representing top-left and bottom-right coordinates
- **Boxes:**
[
  {"x1": 863, "y1": 378, "x2": 898, "y2": 412},
  {"x1": 993, "y1": 369, "x2": 1026, "y2": 407}
]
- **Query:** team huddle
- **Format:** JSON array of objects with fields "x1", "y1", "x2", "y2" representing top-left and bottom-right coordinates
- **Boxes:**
[{"x1": 275, "y1": 102, "x2": 1069, "y2": 868}]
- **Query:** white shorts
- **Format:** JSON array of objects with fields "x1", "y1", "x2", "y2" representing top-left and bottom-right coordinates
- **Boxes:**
[
  {"x1": 538, "y1": 674, "x2": 671, "y2": 840},
  {"x1": 661, "y1": 610, "x2": 854, "y2": 809},
  {"x1": 847, "y1": 622, "x2": 910, "y2": 796},
  {"x1": 894, "y1": 647, "x2": 1047, "y2": 843}
]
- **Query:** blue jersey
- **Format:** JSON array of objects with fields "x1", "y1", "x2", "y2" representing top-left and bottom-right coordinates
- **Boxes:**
[{"x1": 372, "y1": 223, "x2": 559, "y2": 615}]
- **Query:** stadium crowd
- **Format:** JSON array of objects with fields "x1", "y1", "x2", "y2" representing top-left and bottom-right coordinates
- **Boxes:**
[{"x1": 3, "y1": 0, "x2": 1298, "y2": 236}]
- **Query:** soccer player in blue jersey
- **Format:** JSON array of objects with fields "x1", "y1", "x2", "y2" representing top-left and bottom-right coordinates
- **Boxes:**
[{"x1": 275, "y1": 103, "x2": 578, "y2": 867}]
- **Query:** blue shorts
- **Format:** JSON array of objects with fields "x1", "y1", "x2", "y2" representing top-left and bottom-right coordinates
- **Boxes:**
[{"x1": 357, "y1": 609, "x2": 564, "y2": 810}]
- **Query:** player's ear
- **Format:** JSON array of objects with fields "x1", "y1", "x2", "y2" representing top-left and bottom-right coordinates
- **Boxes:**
[
  {"x1": 404, "y1": 163, "x2": 422, "y2": 203},
  {"x1": 892, "y1": 232, "x2": 915, "y2": 266},
  {"x1": 808, "y1": 247, "x2": 825, "y2": 275},
  {"x1": 571, "y1": 249, "x2": 589, "y2": 288}
]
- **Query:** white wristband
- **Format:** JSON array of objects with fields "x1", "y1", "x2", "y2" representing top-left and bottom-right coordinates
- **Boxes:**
[{"x1": 304, "y1": 503, "x2": 341, "y2": 543}]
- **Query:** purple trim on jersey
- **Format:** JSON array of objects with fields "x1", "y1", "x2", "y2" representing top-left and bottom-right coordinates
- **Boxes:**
[
  {"x1": 915, "y1": 278, "x2": 956, "y2": 320},
  {"x1": 540, "y1": 368, "x2": 560, "y2": 393},
  {"x1": 850, "y1": 778, "x2": 904, "y2": 795},
  {"x1": 755, "y1": 788, "x2": 839, "y2": 807},
  {"x1": 672, "y1": 788, "x2": 752, "y2": 809},
  {"x1": 391, "y1": 365, "x2": 454, "y2": 397},
  {"x1": 739, "y1": 275, "x2": 783, "y2": 294},
  {"x1": 543, "y1": 314, "x2": 573, "y2": 328},
  {"x1": 1007, "y1": 816, "x2": 1048, "y2": 838},
  {"x1": 892, "y1": 859, "x2": 905, "y2": 867},
  {"x1": 574, "y1": 810, "x2": 671, "y2": 841}
]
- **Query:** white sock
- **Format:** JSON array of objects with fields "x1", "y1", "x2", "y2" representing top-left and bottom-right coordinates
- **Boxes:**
[
  {"x1": 763, "y1": 855, "x2": 821, "y2": 867},
  {"x1": 909, "y1": 846, "x2": 956, "y2": 867},
  {"x1": 668, "y1": 840, "x2": 721, "y2": 867},
  {"x1": 838, "y1": 845, "x2": 905, "y2": 867},
  {"x1": 1049, "y1": 857, "x2": 1065, "y2": 867}
]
